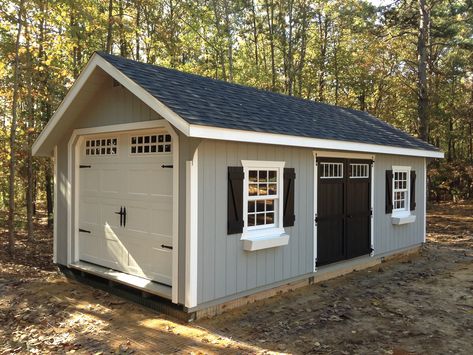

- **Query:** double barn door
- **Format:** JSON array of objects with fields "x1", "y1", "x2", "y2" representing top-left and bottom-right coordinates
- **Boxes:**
[{"x1": 316, "y1": 158, "x2": 372, "y2": 266}]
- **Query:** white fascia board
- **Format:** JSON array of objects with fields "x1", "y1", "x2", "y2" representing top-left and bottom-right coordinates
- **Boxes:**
[
  {"x1": 32, "y1": 54, "x2": 101, "y2": 156},
  {"x1": 188, "y1": 125, "x2": 444, "y2": 159},
  {"x1": 32, "y1": 53, "x2": 191, "y2": 157}
]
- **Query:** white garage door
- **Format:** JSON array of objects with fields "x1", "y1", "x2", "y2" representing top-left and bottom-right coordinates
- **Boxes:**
[{"x1": 78, "y1": 129, "x2": 173, "y2": 285}]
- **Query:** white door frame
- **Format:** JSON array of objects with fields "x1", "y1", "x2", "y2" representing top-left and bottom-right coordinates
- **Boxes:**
[
  {"x1": 313, "y1": 151, "x2": 375, "y2": 272},
  {"x1": 67, "y1": 119, "x2": 179, "y2": 303}
]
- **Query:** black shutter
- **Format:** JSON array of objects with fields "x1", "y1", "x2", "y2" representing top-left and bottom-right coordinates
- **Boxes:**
[
  {"x1": 385, "y1": 170, "x2": 393, "y2": 214},
  {"x1": 227, "y1": 167, "x2": 244, "y2": 234},
  {"x1": 410, "y1": 170, "x2": 417, "y2": 211},
  {"x1": 283, "y1": 168, "x2": 296, "y2": 227}
]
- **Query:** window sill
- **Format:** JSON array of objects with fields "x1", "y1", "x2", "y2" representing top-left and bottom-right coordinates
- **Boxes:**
[
  {"x1": 391, "y1": 213, "x2": 416, "y2": 225},
  {"x1": 242, "y1": 232, "x2": 290, "y2": 251}
]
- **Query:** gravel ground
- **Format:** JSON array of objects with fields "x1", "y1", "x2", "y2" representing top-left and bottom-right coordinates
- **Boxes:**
[{"x1": 1, "y1": 202, "x2": 473, "y2": 354}]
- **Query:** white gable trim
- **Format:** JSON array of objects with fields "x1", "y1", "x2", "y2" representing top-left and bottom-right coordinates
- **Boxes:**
[
  {"x1": 188, "y1": 125, "x2": 444, "y2": 159},
  {"x1": 32, "y1": 53, "x2": 190, "y2": 156}
]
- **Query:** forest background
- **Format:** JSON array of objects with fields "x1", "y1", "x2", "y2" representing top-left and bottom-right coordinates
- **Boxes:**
[{"x1": 0, "y1": 0, "x2": 472, "y2": 254}]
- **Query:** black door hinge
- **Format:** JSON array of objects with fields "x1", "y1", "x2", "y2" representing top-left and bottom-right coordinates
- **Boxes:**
[
  {"x1": 314, "y1": 214, "x2": 318, "y2": 225},
  {"x1": 161, "y1": 244, "x2": 173, "y2": 250},
  {"x1": 161, "y1": 164, "x2": 173, "y2": 169},
  {"x1": 80, "y1": 165, "x2": 91, "y2": 169},
  {"x1": 79, "y1": 228, "x2": 91, "y2": 233}
]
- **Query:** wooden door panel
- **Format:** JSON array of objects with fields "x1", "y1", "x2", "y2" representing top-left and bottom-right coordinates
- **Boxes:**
[
  {"x1": 317, "y1": 219, "x2": 344, "y2": 266},
  {"x1": 317, "y1": 158, "x2": 371, "y2": 267}
]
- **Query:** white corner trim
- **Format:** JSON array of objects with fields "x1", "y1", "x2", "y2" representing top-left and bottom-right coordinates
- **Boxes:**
[
  {"x1": 185, "y1": 148, "x2": 199, "y2": 308},
  {"x1": 313, "y1": 155, "x2": 318, "y2": 272},
  {"x1": 189, "y1": 125, "x2": 444, "y2": 159},
  {"x1": 243, "y1": 233, "x2": 290, "y2": 251},
  {"x1": 370, "y1": 162, "x2": 375, "y2": 256},
  {"x1": 33, "y1": 53, "x2": 190, "y2": 157},
  {"x1": 391, "y1": 214, "x2": 416, "y2": 225},
  {"x1": 53, "y1": 145, "x2": 58, "y2": 264},
  {"x1": 165, "y1": 121, "x2": 180, "y2": 305},
  {"x1": 423, "y1": 158, "x2": 427, "y2": 243}
]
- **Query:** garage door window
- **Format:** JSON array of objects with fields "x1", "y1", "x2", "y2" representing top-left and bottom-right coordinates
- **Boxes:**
[
  {"x1": 130, "y1": 134, "x2": 171, "y2": 154},
  {"x1": 85, "y1": 138, "x2": 117, "y2": 156}
]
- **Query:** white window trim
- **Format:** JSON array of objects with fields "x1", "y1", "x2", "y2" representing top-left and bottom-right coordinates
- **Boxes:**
[
  {"x1": 241, "y1": 160, "x2": 288, "y2": 250},
  {"x1": 391, "y1": 165, "x2": 416, "y2": 224}
]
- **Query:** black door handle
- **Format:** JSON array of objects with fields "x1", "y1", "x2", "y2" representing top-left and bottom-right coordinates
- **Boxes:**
[
  {"x1": 115, "y1": 207, "x2": 123, "y2": 226},
  {"x1": 123, "y1": 207, "x2": 127, "y2": 227}
]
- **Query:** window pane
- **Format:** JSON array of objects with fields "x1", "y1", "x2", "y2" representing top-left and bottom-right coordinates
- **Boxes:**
[
  {"x1": 259, "y1": 184, "x2": 268, "y2": 195},
  {"x1": 268, "y1": 183, "x2": 277, "y2": 195},
  {"x1": 151, "y1": 135, "x2": 157, "y2": 143},
  {"x1": 259, "y1": 170, "x2": 267, "y2": 182},
  {"x1": 266, "y1": 200, "x2": 274, "y2": 211},
  {"x1": 248, "y1": 214, "x2": 255, "y2": 226},
  {"x1": 256, "y1": 200, "x2": 265, "y2": 212},
  {"x1": 266, "y1": 212, "x2": 274, "y2": 224},
  {"x1": 249, "y1": 170, "x2": 258, "y2": 182},
  {"x1": 268, "y1": 170, "x2": 277, "y2": 182},
  {"x1": 249, "y1": 184, "x2": 258, "y2": 196},
  {"x1": 256, "y1": 213, "x2": 265, "y2": 226},
  {"x1": 248, "y1": 201, "x2": 255, "y2": 213}
]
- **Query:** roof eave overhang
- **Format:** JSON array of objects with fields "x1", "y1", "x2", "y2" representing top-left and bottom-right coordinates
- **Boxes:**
[{"x1": 188, "y1": 124, "x2": 444, "y2": 159}]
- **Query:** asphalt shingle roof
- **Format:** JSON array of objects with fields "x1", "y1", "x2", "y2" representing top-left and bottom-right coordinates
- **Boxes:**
[{"x1": 97, "y1": 52, "x2": 439, "y2": 152}]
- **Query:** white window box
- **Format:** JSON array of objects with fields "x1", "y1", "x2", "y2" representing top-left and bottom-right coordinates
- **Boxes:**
[
  {"x1": 242, "y1": 232, "x2": 290, "y2": 251},
  {"x1": 391, "y1": 213, "x2": 416, "y2": 225}
]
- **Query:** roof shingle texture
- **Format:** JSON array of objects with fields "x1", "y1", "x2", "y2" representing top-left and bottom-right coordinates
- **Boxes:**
[{"x1": 98, "y1": 52, "x2": 438, "y2": 152}]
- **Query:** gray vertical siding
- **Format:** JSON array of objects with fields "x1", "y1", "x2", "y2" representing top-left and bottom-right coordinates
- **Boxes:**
[
  {"x1": 372, "y1": 154, "x2": 425, "y2": 256},
  {"x1": 196, "y1": 142, "x2": 427, "y2": 306},
  {"x1": 196, "y1": 140, "x2": 315, "y2": 305}
]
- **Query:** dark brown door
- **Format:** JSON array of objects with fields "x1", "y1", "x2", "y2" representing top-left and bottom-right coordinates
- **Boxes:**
[{"x1": 316, "y1": 158, "x2": 372, "y2": 266}]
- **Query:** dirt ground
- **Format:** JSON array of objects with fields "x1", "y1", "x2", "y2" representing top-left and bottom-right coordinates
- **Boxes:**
[{"x1": 1, "y1": 203, "x2": 473, "y2": 354}]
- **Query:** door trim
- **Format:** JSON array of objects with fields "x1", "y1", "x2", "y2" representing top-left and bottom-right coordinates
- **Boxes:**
[
  {"x1": 67, "y1": 119, "x2": 179, "y2": 303},
  {"x1": 313, "y1": 151, "x2": 375, "y2": 271}
]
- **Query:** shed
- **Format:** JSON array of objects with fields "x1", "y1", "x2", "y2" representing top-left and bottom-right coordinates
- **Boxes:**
[{"x1": 33, "y1": 52, "x2": 443, "y2": 316}]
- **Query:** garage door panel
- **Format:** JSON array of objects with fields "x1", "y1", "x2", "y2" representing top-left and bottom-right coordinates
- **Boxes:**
[
  {"x1": 79, "y1": 129, "x2": 174, "y2": 286},
  {"x1": 100, "y1": 168, "x2": 121, "y2": 194},
  {"x1": 81, "y1": 170, "x2": 100, "y2": 193},
  {"x1": 101, "y1": 202, "x2": 122, "y2": 229}
]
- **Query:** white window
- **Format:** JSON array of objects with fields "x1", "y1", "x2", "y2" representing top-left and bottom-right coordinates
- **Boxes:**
[
  {"x1": 130, "y1": 133, "x2": 171, "y2": 154},
  {"x1": 241, "y1": 160, "x2": 287, "y2": 247},
  {"x1": 350, "y1": 163, "x2": 369, "y2": 178},
  {"x1": 392, "y1": 166, "x2": 410, "y2": 214},
  {"x1": 320, "y1": 162, "x2": 343, "y2": 178},
  {"x1": 85, "y1": 137, "x2": 117, "y2": 156}
]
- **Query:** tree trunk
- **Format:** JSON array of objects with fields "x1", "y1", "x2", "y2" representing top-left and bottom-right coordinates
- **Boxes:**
[
  {"x1": 25, "y1": 11, "x2": 35, "y2": 240},
  {"x1": 106, "y1": 0, "x2": 113, "y2": 53},
  {"x1": 251, "y1": 0, "x2": 259, "y2": 67},
  {"x1": 417, "y1": 0, "x2": 430, "y2": 141},
  {"x1": 119, "y1": 0, "x2": 126, "y2": 56},
  {"x1": 264, "y1": 0, "x2": 276, "y2": 91},
  {"x1": 223, "y1": 0, "x2": 233, "y2": 82},
  {"x1": 8, "y1": 0, "x2": 24, "y2": 256},
  {"x1": 135, "y1": 0, "x2": 140, "y2": 60}
]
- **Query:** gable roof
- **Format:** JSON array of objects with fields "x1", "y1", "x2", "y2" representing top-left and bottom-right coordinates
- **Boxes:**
[{"x1": 33, "y1": 52, "x2": 443, "y2": 158}]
